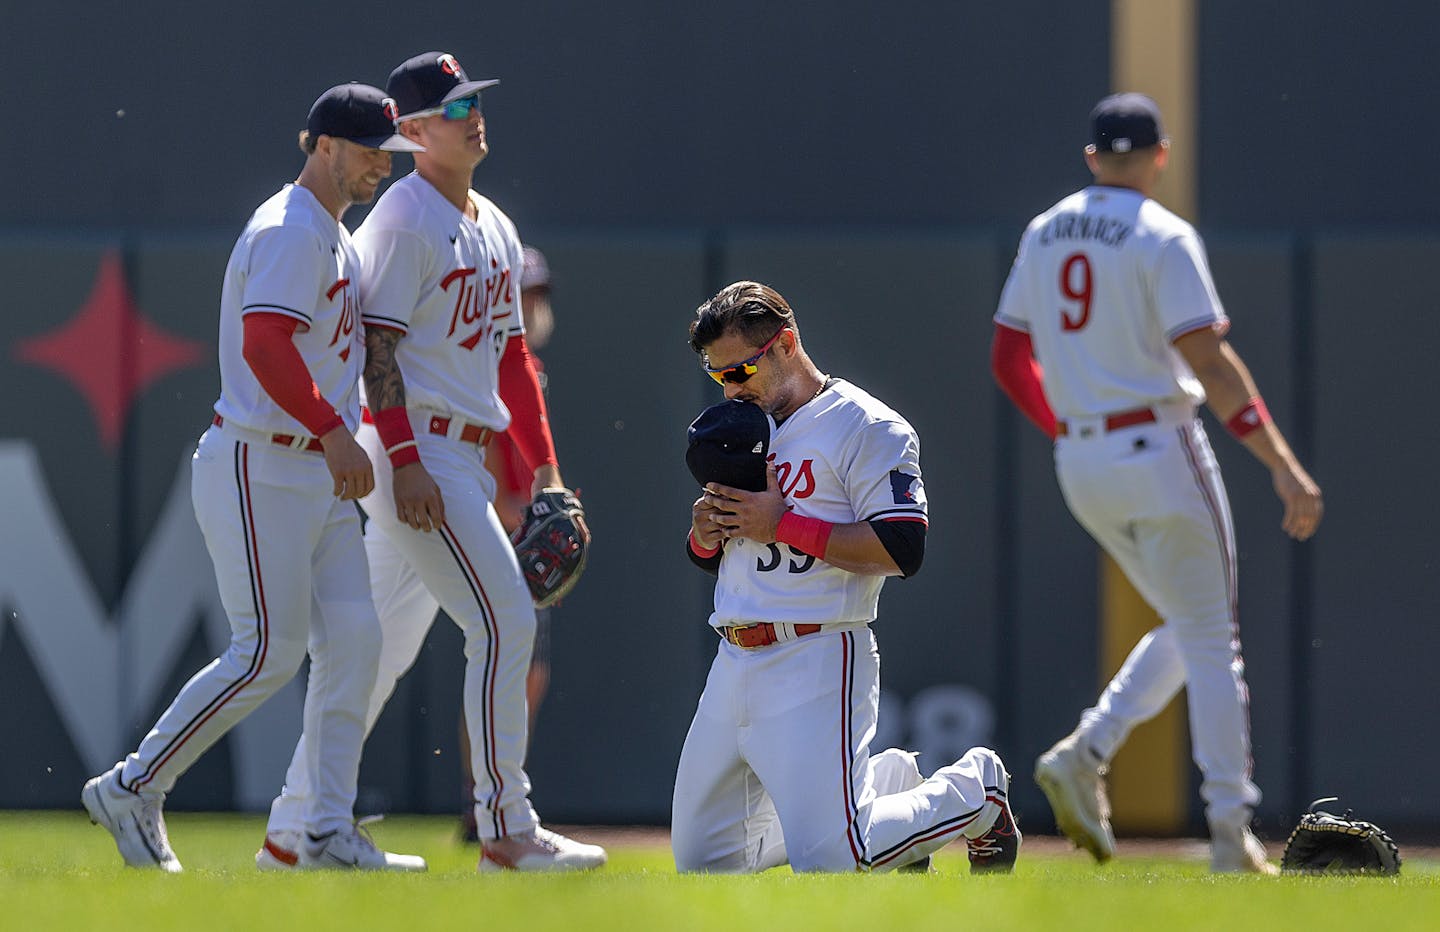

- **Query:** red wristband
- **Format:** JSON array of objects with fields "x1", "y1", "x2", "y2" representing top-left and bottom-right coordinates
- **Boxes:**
[
  {"x1": 688, "y1": 530, "x2": 721, "y2": 559},
  {"x1": 775, "y1": 511, "x2": 834, "y2": 559},
  {"x1": 1225, "y1": 397, "x2": 1271, "y2": 440},
  {"x1": 373, "y1": 406, "x2": 421, "y2": 469},
  {"x1": 313, "y1": 412, "x2": 345, "y2": 439}
]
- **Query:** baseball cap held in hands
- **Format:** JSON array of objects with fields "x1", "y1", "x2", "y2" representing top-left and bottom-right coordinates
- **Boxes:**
[{"x1": 687, "y1": 400, "x2": 773, "y2": 493}]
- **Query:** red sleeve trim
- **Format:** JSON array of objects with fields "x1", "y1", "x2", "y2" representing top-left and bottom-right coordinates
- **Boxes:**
[
  {"x1": 373, "y1": 406, "x2": 421, "y2": 468},
  {"x1": 688, "y1": 530, "x2": 722, "y2": 559},
  {"x1": 497, "y1": 334, "x2": 559, "y2": 472},
  {"x1": 991, "y1": 323, "x2": 1058, "y2": 440},
  {"x1": 242, "y1": 312, "x2": 344, "y2": 437}
]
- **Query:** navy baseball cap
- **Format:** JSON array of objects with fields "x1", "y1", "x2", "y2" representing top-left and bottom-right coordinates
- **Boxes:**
[
  {"x1": 1089, "y1": 93, "x2": 1167, "y2": 153},
  {"x1": 686, "y1": 400, "x2": 773, "y2": 493},
  {"x1": 388, "y1": 52, "x2": 500, "y2": 119},
  {"x1": 306, "y1": 83, "x2": 424, "y2": 152}
]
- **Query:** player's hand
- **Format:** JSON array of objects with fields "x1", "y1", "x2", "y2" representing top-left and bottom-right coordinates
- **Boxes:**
[
  {"x1": 529, "y1": 464, "x2": 591, "y2": 542},
  {"x1": 1273, "y1": 461, "x2": 1323, "y2": 541},
  {"x1": 703, "y1": 465, "x2": 787, "y2": 544},
  {"x1": 691, "y1": 492, "x2": 727, "y2": 551},
  {"x1": 392, "y1": 462, "x2": 445, "y2": 532},
  {"x1": 319, "y1": 426, "x2": 375, "y2": 501}
]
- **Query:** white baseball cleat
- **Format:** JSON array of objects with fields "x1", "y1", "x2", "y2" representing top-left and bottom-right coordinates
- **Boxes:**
[
  {"x1": 255, "y1": 829, "x2": 304, "y2": 870},
  {"x1": 1034, "y1": 732, "x2": 1116, "y2": 863},
  {"x1": 81, "y1": 764, "x2": 182, "y2": 873},
  {"x1": 478, "y1": 827, "x2": 608, "y2": 873},
  {"x1": 298, "y1": 820, "x2": 428, "y2": 872},
  {"x1": 1210, "y1": 824, "x2": 1279, "y2": 875}
]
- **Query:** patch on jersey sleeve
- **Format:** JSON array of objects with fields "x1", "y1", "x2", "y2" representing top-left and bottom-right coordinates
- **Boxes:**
[{"x1": 889, "y1": 470, "x2": 921, "y2": 505}]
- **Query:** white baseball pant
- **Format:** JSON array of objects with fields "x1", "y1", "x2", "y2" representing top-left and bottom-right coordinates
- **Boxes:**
[
  {"x1": 1054, "y1": 410, "x2": 1261, "y2": 831},
  {"x1": 268, "y1": 418, "x2": 539, "y2": 840},
  {"x1": 119, "y1": 424, "x2": 381, "y2": 836},
  {"x1": 671, "y1": 627, "x2": 1008, "y2": 872}
]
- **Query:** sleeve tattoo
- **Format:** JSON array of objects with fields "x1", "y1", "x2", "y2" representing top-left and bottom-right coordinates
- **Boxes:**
[{"x1": 363, "y1": 326, "x2": 408, "y2": 411}]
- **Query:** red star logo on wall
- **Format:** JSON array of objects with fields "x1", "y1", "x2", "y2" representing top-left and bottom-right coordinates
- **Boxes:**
[{"x1": 13, "y1": 251, "x2": 208, "y2": 453}]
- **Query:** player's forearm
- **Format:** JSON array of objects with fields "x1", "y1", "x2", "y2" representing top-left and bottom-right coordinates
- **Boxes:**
[
  {"x1": 363, "y1": 325, "x2": 422, "y2": 468},
  {"x1": 797, "y1": 521, "x2": 903, "y2": 577},
  {"x1": 362, "y1": 325, "x2": 408, "y2": 410},
  {"x1": 1194, "y1": 343, "x2": 1300, "y2": 471}
]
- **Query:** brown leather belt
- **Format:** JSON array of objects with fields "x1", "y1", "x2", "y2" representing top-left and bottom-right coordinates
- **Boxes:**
[
  {"x1": 213, "y1": 414, "x2": 323, "y2": 453},
  {"x1": 426, "y1": 415, "x2": 492, "y2": 446},
  {"x1": 720, "y1": 622, "x2": 823, "y2": 650},
  {"x1": 1055, "y1": 406, "x2": 1156, "y2": 438},
  {"x1": 361, "y1": 408, "x2": 493, "y2": 446}
]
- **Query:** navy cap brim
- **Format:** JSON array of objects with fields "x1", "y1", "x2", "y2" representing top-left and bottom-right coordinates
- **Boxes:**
[
  {"x1": 440, "y1": 78, "x2": 500, "y2": 105},
  {"x1": 347, "y1": 133, "x2": 426, "y2": 152}
]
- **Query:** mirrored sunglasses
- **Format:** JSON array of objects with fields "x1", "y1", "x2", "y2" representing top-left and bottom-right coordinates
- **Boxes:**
[
  {"x1": 399, "y1": 94, "x2": 482, "y2": 122},
  {"x1": 703, "y1": 327, "x2": 788, "y2": 385}
]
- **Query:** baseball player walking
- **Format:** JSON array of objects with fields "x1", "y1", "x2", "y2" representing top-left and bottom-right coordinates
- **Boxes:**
[
  {"x1": 259, "y1": 53, "x2": 605, "y2": 873},
  {"x1": 991, "y1": 93, "x2": 1323, "y2": 873},
  {"x1": 673, "y1": 281, "x2": 1020, "y2": 874},
  {"x1": 82, "y1": 84, "x2": 426, "y2": 872}
]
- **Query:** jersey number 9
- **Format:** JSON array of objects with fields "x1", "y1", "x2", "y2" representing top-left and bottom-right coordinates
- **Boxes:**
[{"x1": 1060, "y1": 252, "x2": 1092, "y2": 331}]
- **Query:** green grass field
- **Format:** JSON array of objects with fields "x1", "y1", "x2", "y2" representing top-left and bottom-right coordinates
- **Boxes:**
[{"x1": 4, "y1": 812, "x2": 1439, "y2": 931}]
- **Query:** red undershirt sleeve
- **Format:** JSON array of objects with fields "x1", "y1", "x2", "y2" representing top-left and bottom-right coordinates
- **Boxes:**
[
  {"x1": 497, "y1": 334, "x2": 558, "y2": 473},
  {"x1": 241, "y1": 312, "x2": 345, "y2": 438},
  {"x1": 990, "y1": 323, "x2": 1058, "y2": 440}
]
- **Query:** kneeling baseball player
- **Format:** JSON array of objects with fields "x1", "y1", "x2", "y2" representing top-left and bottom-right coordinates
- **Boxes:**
[{"x1": 672, "y1": 281, "x2": 1020, "y2": 873}]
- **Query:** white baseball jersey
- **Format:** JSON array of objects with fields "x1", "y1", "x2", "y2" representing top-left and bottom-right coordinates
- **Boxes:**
[
  {"x1": 354, "y1": 172, "x2": 525, "y2": 428},
  {"x1": 993, "y1": 185, "x2": 1228, "y2": 418},
  {"x1": 213, "y1": 183, "x2": 365, "y2": 434},
  {"x1": 710, "y1": 379, "x2": 928, "y2": 628}
]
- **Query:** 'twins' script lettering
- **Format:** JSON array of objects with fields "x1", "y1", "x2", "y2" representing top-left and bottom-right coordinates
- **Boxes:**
[
  {"x1": 767, "y1": 455, "x2": 817, "y2": 499},
  {"x1": 326, "y1": 278, "x2": 356, "y2": 361},
  {"x1": 443, "y1": 258, "x2": 515, "y2": 351}
]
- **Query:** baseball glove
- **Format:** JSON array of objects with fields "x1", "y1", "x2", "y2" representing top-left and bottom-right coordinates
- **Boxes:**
[
  {"x1": 1280, "y1": 798, "x2": 1401, "y2": 875},
  {"x1": 511, "y1": 488, "x2": 590, "y2": 608}
]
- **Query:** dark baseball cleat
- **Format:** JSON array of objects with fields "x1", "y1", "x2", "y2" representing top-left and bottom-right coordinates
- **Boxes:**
[{"x1": 967, "y1": 785, "x2": 1021, "y2": 874}]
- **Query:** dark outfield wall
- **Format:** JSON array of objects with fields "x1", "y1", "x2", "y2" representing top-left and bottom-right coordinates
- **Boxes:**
[
  {"x1": 2, "y1": 2, "x2": 1439, "y2": 835},
  {"x1": 7, "y1": 3, "x2": 1440, "y2": 232}
]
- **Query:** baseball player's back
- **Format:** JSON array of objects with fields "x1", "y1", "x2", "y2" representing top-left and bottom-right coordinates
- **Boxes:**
[
  {"x1": 996, "y1": 186, "x2": 1222, "y2": 419},
  {"x1": 992, "y1": 93, "x2": 1321, "y2": 875}
]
